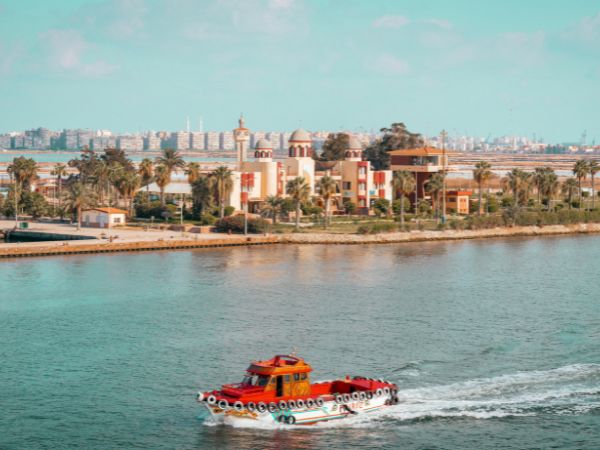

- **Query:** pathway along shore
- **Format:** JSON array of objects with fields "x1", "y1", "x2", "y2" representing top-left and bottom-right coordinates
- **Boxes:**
[{"x1": 2, "y1": 223, "x2": 600, "y2": 258}]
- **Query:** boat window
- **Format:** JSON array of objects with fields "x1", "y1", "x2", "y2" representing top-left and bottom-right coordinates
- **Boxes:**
[
  {"x1": 241, "y1": 372, "x2": 270, "y2": 387},
  {"x1": 300, "y1": 373, "x2": 307, "y2": 380},
  {"x1": 293, "y1": 373, "x2": 300, "y2": 381},
  {"x1": 284, "y1": 375, "x2": 291, "y2": 382}
]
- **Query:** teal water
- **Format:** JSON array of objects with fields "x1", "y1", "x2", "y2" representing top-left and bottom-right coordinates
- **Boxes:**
[{"x1": 1, "y1": 236, "x2": 599, "y2": 449}]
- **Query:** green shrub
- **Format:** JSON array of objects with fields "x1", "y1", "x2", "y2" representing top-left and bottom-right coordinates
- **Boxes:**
[
  {"x1": 372, "y1": 198, "x2": 390, "y2": 216},
  {"x1": 344, "y1": 201, "x2": 357, "y2": 214},
  {"x1": 224, "y1": 206, "x2": 235, "y2": 217},
  {"x1": 214, "y1": 215, "x2": 268, "y2": 233},
  {"x1": 357, "y1": 222, "x2": 397, "y2": 234},
  {"x1": 200, "y1": 212, "x2": 217, "y2": 225}
]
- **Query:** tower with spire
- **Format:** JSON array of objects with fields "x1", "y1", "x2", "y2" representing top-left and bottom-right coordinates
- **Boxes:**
[{"x1": 233, "y1": 113, "x2": 250, "y2": 168}]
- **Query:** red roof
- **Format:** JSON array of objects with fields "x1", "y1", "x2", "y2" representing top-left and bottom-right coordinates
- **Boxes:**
[{"x1": 85, "y1": 207, "x2": 128, "y2": 215}]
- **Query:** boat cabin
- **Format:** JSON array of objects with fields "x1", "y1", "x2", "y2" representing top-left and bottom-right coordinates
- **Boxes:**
[{"x1": 242, "y1": 355, "x2": 312, "y2": 397}]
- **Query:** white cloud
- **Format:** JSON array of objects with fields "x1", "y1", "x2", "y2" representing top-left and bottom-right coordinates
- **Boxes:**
[
  {"x1": 40, "y1": 29, "x2": 117, "y2": 77},
  {"x1": 423, "y1": 18, "x2": 453, "y2": 30},
  {"x1": 371, "y1": 53, "x2": 409, "y2": 75},
  {"x1": 562, "y1": 13, "x2": 600, "y2": 47},
  {"x1": 373, "y1": 15, "x2": 409, "y2": 29}
]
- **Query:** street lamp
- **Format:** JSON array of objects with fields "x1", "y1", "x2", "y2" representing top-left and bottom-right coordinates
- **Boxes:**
[{"x1": 440, "y1": 129, "x2": 448, "y2": 224}]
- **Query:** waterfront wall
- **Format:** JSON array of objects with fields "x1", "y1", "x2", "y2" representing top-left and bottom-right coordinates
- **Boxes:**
[{"x1": 1, "y1": 224, "x2": 600, "y2": 258}]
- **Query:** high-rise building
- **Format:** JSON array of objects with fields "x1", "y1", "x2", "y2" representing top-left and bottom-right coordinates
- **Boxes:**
[
  {"x1": 250, "y1": 131, "x2": 266, "y2": 149},
  {"x1": 169, "y1": 131, "x2": 191, "y2": 150},
  {"x1": 143, "y1": 133, "x2": 162, "y2": 151},
  {"x1": 60, "y1": 129, "x2": 93, "y2": 150},
  {"x1": 220, "y1": 131, "x2": 235, "y2": 150},
  {"x1": 190, "y1": 132, "x2": 206, "y2": 150},
  {"x1": 280, "y1": 132, "x2": 292, "y2": 152},
  {"x1": 0, "y1": 134, "x2": 11, "y2": 149},
  {"x1": 206, "y1": 132, "x2": 220, "y2": 151},
  {"x1": 266, "y1": 132, "x2": 282, "y2": 151},
  {"x1": 91, "y1": 136, "x2": 117, "y2": 150},
  {"x1": 117, "y1": 135, "x2": 143, "y2": 151}
]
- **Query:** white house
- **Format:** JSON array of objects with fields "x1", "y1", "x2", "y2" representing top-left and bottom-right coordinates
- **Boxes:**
[{"x1": 81, "y1": 208, "x2": 128, "y2": 228}]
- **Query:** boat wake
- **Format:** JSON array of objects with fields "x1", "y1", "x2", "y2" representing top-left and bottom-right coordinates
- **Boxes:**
[{"x1": 201, "y1": 363, "x2": 600, "y2": 429}]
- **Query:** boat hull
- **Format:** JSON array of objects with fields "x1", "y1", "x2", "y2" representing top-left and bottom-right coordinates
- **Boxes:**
[{"x1": 203, "y1": 391, "x2": 393, "y2": 426}]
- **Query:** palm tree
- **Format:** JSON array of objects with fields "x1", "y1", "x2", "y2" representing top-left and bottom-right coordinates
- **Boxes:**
[
  {"x1": 138, "y1": 158, "x2": 154, "y2": 204},
  {"x1": 425, "y1": 173, "x2": 444, "y2": 220},
  {"x1": 261, "y1": 195, "x2": 282, "y2": 225},
  {"x1": 212, "y1": 166, "x2": 234, "y2": 218},
  {"x1": 532, "y1": 167, "x2": 547, "y2": 209},
  {"x1": 562, "y1": 178, "x2": 579, "y2": 210},
  {"x1": 51, "y1": 163, "x2": 68, "y2": 213},
  {"x1": 7, "y1": 156, "x2": 38, "y2": 191},
  {"x1": 185, "y1": 162, "x2": 201, "y2": 185},
  {"x1": 114, "y1": 171, "x2": 141, "y2": 217},
  {"x1": 63, "y1": 181, "x2": 95, "y2": 230},
  {"x1": 504, "y1": 169, "x2": 531, "y2": 207},
  {"x1": 318, "y1": 175, "x2": 337, "y2": 228},
  {"x1": 191, "y1": 175, "x2": 213, "y2": 217},
  {"x1": 156, "y1": 148, "x2": 185, "y2": 175},
  {"x1": 541, "y1": 169, "x2": 559, "y2": 211},
  {"x1": 286, "y1": 176, "x2": 310, "y2": 231},
  {"x1": 392, "y1": 170, "x2": 416, "y2": 226},
  {"x1": 93, "y1": 159, "x2": 112, "y2": 206},
  {"x1": 473, "y1": 161, "x2": 492, "y2": 215},
  {"x1": 573, "y1": 159, "x2": 589, "y2": 211},
  {"x1": 588, "y1": 160, "x2": 599, "y2": 210},
  {"x1": 154, "y1": 164, "x2": 171, "y2": 205}
]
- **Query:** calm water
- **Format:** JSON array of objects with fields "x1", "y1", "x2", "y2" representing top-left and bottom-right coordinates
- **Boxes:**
[{"x1": 1, "y1": 237, "x2": 599, "y2": 449}]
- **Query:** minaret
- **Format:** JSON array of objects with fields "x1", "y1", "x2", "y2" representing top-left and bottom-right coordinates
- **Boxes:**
[{"x1": 233, "y1": 114, "x2": 250, "y2": 168}]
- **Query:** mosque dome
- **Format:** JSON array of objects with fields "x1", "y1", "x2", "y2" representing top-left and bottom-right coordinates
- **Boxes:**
[
  {"x1": 347, "y1": 135, "x2": 363, "y2": 150},
  {"x1": 289, "y1": 129, "x2": 311, "y2": 142},
  {"x1": 255, "y1": 139, "x2": 272, "y2": 150}
]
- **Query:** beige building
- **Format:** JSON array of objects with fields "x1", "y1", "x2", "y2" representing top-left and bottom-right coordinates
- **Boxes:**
[{"x1": 81, "y1": 208, "x2": 127, "y2": 228}]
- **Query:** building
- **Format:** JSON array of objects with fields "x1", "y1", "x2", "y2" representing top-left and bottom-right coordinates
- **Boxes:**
[
  {"x1": 169, "y1": 131, "x2": 191, "y2": 150},
  {"x1": 190, "y1": 132, "x2": 205, "y2": 150},
  {"x1": 117, "y1": 135, "x2": 144, "y2": 151},
  {"x1": 233, "y1": 115, "x2": 250, "y2": 162},
  {"x1": 446, "y1": 190, "x2": 472, "y2": 215},
  {"x1": 0, "y1": 134, "x2": 11, "y2": 149},
  {"x1": 92, "y1": 136, "x2": 117, "y2": 151},
  {"x1": 206, "y1": 132, "x2": 220, "y2": 151},
  {"x1": 144, "y1": 133, "x2": 162, "y2": 151},
  {"x1": 220, "y1": 131, "x2": 235, "y2": 151},
  {"x1": 81, "y1": 207, "x2": 128, "y2": 228},
  {"x1": 284, "y1": 128, "x2": 316, "y2": 194},
  {"x1": 60, "y1": 129, "x2": 94, "y2": 150}
]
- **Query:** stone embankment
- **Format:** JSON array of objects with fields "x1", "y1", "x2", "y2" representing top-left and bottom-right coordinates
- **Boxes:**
[
  {"x1": 2, "y1": 223, "x2": 600, "y2": 259},
  {"x1": 279, "y1": 223, "x2": 600, "y2": 245}
]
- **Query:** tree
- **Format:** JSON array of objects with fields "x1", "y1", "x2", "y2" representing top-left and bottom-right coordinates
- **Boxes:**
[
  {"x1": 473, "y1": 161, "x2": 492, "y2": 215},
  {"x1": 93, "y1": 159, "x2": 112, "y2": 206},
  {"x1": 261, "y1": 195, "x2": 283, "y2": 225},
  {"x1": 114, "y1": 171, "x2": 141, "y2": 216},
  {"x1": 532, "y1": 167, "x2": 547, "y2": 208},
  {"x1": 562, "y1": 178, "x2": 579, "y2": 209},
  {"x1": 7, "y1": 156, "x2": 38, "y2": 191},
  {"x1": 504, "y1": 169, "x2": 531, "y2": 207},
  {"x1": 212, "y1": 166, "x2": 234, "y2": 218},
  {"x1": 63, "y1": 181, "x2": 96, "y2": 230},
  {"x1": 540, "y1": 168, "x2": 559, "y2": 210},
  {"x1": 138, "y1": 158, "x2": 154, "y2": 205},
  {"x1": 425, "y1": 173, "x2": 444, "y2": 220},
  {"x1": 191, "y1": 175, "x2": 213, "y2": 218},
  {"x1": 317, "y1": 133, "x2": 350, "y2": 161},
  {"x1": 156, "y1": 148, "x2": 185, "y2": 174},
  {"x1": 22, "y1": 192, "x2": 49, "y2": 219},
  {"x1": 186, "y1": 162, "x2": 201, "y2": 185},
  {"x1": 154, "y1": 164, "x2": 171, "y2": 205},
  {"x1": 317, "y1": 175, "x2": 337, "y2": 228},
  {"x1": 588, "y1": 160, "x2": 599, "y2": 210},
  {"x1": 392, "y1": 170, "x2": 416, "y2": 226},
  {"x1": 364, "y1": 123, "x2": 424, "y2": 170},
  {"x1": 51, "y1": 163, "x2": 68, "y2": 216},
  {"x1": 573, "y1": 160, "x2": 589, "y2": 211},
  {"x1": 286, "y1": 176, "x2": 310, "y2": 231}
]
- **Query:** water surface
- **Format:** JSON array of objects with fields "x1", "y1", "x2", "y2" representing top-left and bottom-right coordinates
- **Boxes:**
[{"x1": 1, "y1": 236, "x2": 599, "y2": 449}]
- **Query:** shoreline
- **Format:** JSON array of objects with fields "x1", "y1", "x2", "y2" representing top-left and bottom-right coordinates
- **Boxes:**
[{"x1": 2, "y1": 223, "x2": 600, "y2": 258}]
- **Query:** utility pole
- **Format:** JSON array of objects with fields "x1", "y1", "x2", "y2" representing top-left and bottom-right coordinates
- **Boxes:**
[{"x1": 440, "y1": 129, "x2": 448, "y2": 224}]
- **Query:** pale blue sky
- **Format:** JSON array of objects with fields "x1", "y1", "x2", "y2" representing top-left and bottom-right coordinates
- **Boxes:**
[{"x1": 0, "y1": 0, "x2": 599, "y2": 142}]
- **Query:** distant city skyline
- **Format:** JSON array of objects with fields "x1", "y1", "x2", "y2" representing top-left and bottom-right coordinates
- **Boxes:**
[{"x1": 1, "y1": 1, "x2": 599, "y2": 142}]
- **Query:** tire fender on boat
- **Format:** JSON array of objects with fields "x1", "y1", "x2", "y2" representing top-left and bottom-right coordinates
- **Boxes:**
[
  {"x1": 196, "y1": 392, "x2": 204, "y2": 402},
  {"x1": 316, "y1": 397, "x2": 324, "y2": 407},
  {"x1": 366, "y1": 391, "x2": 373, "y2": 399},
  {"x1": 217, "y1": 399, "x2": 229, "y2": 410},
  {"x1": 351, "y1": 392, "x2": 360, "y2": 401},
  {"x1": 306, "y1": 398, "x2": 315, "y2": 408},
  {"x1": 247, "y1": 402, "x2": 256, "y2": 412},
  {"x1": 233, "y1": 401, "x2": 244, "y2": 412},
  {"x1": 207, "y1": 395, "x2": 217, "y2": 405},
  {"x1": 335, "y1": 395, "x2": 344, "y2": 404},
  {"x1": 342, "y1": 394, "x2": 351, "y2": 403},
  {"x1": 383, "y1": 387, "x2": 390, "y2": 395},
  {"x1": 296, "y1": 399, "x2": 305, "y2": 409},
  {"x1": 257, "y1": 402, "x2": 267, "y2": 413},
  {"x1": 278, "y1": 400, "x2": 288, "y2": 410},
  {"x1": 358, "y1": 391, "x2": 366, "y2": 401},
  {"x1": 287, "y1": 400, "x2": 297, "y2": 409},
  {"x1": 375, "y1": 388, "x2": 383, "y2": 397},
  {"x1": 285, "y1": 415, "x2": 296, "y2": 425}
]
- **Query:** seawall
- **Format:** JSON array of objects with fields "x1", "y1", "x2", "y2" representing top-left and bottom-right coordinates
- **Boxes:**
[{"x1": 1, "y1": 223, "x2": 600, "y2": 259}]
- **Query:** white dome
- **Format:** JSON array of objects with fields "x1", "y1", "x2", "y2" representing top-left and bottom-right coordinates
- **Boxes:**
[
  {"x1": 289, "y1": 129, "x2": 311, "y2": 142},
  {"x1": 347, "y1": 135, "x2": 363, "y2": 150},
  {"x1": 255, "y1": 139, "x2": 272, "y2": 150}
]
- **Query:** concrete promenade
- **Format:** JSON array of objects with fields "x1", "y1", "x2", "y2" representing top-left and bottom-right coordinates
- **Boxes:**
[{"x1": 2, "y1": 220, "x2": 600, "y2": 258}]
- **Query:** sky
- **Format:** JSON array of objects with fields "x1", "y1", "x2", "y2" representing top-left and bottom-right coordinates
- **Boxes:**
[{"x1": 0, "y1": 0, "x2": 599, "y2": 143}]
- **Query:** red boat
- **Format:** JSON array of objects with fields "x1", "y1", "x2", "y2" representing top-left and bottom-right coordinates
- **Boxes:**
[{"x1": 197, "y1": 354, "x2": 399, "y2": 425}]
